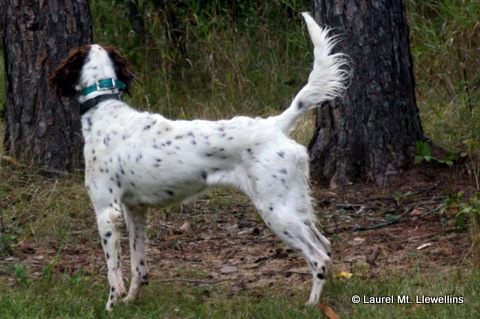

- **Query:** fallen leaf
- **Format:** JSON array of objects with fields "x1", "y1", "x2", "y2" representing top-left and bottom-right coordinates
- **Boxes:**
[
  {"x1": 407, "y1": 303, "x2": 422, "y2": 314},
  {"x1": 230, "y1": 285, "x2": 243, "y2": 292},
  {"x1": 261, "y1": 270, "x2": 275, "y2": 276},
  {"x1": 316, "y1": 304, "x2": 340, "y2": 319},
  {"x1": 1, "y1": 155, "x2": 20, "y2": 167},
  {"x1": 178, "y1": 222, "x2": 192, "y2": 233},
  {"x1": 325, "y1": 192, "x2": 338, "y2": 197},
  {"x1": 410, "y1": 209, "x2": 424, "y2": 216},
  {"x1": 353, "y1": 237, "x2": 365, "y2": 243},
  {"x1": 334, "y1": 271, "x2": 353, "y2": 279},
  {"x1": 367, "y1": 244, "x2": 379, "y2": 265},
  {"x1": 448, "y1": 207, "x2": 459, "y2": 215},
  {"x1": 220, "y1": 266, "x2": 238, "y2": 274}
]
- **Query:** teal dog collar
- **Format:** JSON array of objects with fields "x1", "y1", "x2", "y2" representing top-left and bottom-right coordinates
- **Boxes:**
[{"x1": 81, "y1": 79, "x2": 126, "y2": 96}]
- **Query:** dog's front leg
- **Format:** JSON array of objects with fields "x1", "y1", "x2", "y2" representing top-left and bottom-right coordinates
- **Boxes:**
[
  {"x1": 97, "y1": 206, "x2": 127, "y2": 311},
  {"x1": 123, "y1": 206, "x2": 148, "y2": 304}
]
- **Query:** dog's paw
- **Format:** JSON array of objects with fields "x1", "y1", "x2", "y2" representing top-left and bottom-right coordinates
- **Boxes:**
[
  {"x1": 106, "y1": 294, "x2": 117, "y2": 311},
  {"x1": 122, "y1": 294, "x2": 137, "y2": 304}
]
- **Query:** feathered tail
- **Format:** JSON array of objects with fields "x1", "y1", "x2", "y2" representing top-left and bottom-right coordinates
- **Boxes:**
[{"x1": 276, "y1": 13, "x2": 350, "y2": 134}]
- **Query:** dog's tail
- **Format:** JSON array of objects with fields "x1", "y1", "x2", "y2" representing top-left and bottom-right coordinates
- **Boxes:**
[{"x1": 275, "y1": 13, "x2": 350, "y2": 134}]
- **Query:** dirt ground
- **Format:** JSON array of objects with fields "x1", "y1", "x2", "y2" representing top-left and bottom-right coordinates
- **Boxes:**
[{"x1": 1, "y1": 162, "x2": 475, "y2": 297}]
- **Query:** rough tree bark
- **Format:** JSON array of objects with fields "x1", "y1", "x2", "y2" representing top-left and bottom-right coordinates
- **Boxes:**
[
  {"x1": 308, "y1": 0, "x2": 426, "y2": 187},
  {"x1": 0, "y1": 1, "x2": 92, "y2": 171}
]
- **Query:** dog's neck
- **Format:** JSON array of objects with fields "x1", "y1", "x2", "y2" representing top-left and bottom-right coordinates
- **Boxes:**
[{"x1": 77, "y1": 45, "x2": 124, "y2": 113}]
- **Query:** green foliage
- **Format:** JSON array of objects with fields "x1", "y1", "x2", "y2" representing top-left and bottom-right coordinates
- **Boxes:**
[
  {"x1": 0, "y1": 264, "x2": 28, "y2": 286},
  {"x1": 414, "y1": 140, "x2": 454, "y2": 166},
  {"x1": 0, "y1": 233, "x2": 18, "y2": 256},
  {"x1": 437, "y1": 189, "x2": 480, "y2": 239},
  {"x1": 456, "y1": 194, "x2": 480, "y2": 226},
  {"x1": 437, "y1": 189, "x2": 464, "y2": 215},
  {"x1": 456, "y1": 194, "x2": 480, "y2": 269},
  {"x1": 42, "y1": 239, "x2": 67, "y2": 280},
  {"x1": 13, "y1": 265, "x2": 28, "y2": 286},
  {"x1": 437, "y1": 189, "x2": 468, "y2": 229},
  {"x1": 407, "y1": 1, "x2": 480, "y2": 152},
  {"x1": 394, "y1": 190, "x2": 416, "y2": 202},
  {"x1": 67, "y1": 270, "x2": 85, "y2": 284},
  {"x1": 463, "y1": 139, "x2": 480, "y2": 190}
]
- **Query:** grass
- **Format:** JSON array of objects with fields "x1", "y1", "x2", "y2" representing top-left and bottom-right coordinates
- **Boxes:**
[
  {"x1": 407, "y1": 0, "x2": 480, "y2": 151},
  {"x1": 0, "y1": 275, "x2": 320, "y2": 318},
  {"x1": 0, "y1": 264, "x2": 479, "y2": 318},
  {"x1": 0, "y1": 166, "x2": 92, "y2": 251}
]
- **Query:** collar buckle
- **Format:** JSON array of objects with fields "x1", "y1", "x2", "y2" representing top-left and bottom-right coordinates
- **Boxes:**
[{"x1": 96, "y1": 79, "x2": 115, "y2": 91}]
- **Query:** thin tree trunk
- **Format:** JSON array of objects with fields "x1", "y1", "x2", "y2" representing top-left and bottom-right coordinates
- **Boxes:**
[
  {"x1": 153, "y1": 0, "x2": 189, "y2": 70},
  {"x1": 122, "y1": 0, "x2": 150, "y2": 43},
  {"x1": 1, "y1": 1, "x2": 92, "y2": 172},
  {"x1": 309, "y1": 0, "x2": 425, "y2": 187}
]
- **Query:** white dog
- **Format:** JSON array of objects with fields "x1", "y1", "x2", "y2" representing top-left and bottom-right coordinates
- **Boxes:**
[{"x1": 49, "y1": 13, "x2": 348, "y2": 311}]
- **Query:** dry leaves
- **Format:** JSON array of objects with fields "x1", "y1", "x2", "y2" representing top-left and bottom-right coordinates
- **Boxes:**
[{"x1": 317, "y1": 303, "x2": 340, "y2": 319}]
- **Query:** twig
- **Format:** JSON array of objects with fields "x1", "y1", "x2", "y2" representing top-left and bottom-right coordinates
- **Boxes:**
[
  {"x1": 285, "y1": 271, "x2": 310, "y2": 277},
  {"x1": 360, "y1": 179, "x2": 445, "y2": 202},
  {"x1": 335, "y1": 203, "x2": 368, "y2": 214},
  {"x1": 352, "y1": 209, "x2": 411, "y2": 231},
  {"x1": 158, "y1": 278, "x2": 231, "y2": 285},
  {"x1": 366, "y1": 244, "x2": 379, "y2": 266}
]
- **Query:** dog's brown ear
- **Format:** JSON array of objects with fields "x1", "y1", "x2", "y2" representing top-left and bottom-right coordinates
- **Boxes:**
[
  {"x1": 48, "y1": 45, "x2": 91, "y2": 98},
  {"x1": 104, "y1": 46, "x2": 137, "y2": 95}
]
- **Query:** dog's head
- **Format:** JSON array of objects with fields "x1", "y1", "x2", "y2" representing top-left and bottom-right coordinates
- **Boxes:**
[{"x1": 48, "y1": 44, "x2": 137, "y2": 99}]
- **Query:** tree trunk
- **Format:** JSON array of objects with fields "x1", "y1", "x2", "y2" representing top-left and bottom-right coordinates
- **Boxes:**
[
  {"x1": 309, "y1": 0, "x2": 425, "y2": 187},
  {"x1": 0, "y1": 1, "x2": 92, "y2": 172},
  {"x1": 153, "y1": 0, "x2": 189, "y2": 70},
  {"x1": 122, "y1": 0, "x2": 150, "y2": 43}
]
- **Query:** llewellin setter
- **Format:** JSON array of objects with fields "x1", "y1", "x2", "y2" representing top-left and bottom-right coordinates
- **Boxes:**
[{"x1": 49, "y1": 13, "x2": 349, "y2": 310}]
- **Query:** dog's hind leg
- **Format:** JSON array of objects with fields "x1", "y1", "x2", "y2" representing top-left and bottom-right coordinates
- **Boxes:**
[
  {"x1": 251, "y1": 174, "x2": 331, "y2": 305},
  {"x1": 304, "y1": 221, "x2": 332, "y2": 304},
  {"x1": 96, "y1": 205, "x2": 127, "y2": 311},
  {"x1": 264, "y1": 212, "x2": 331, "y2": 304},
  {"x1": 123, "y1": 206, "x2": 148, "y2": 304}
]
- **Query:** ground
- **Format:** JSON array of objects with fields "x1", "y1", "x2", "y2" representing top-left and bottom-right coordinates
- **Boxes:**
[{"x1": 0, "y1": 162, "x2": 475, "y2": 302}]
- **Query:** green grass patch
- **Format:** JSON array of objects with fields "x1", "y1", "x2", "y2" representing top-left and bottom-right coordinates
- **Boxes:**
[
  {"x1": 0, "y1": 269, "x2": 479, "y2": 318},
  {"x1": 0, "y1": 165, "x2": 93, "y2": 252}
]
